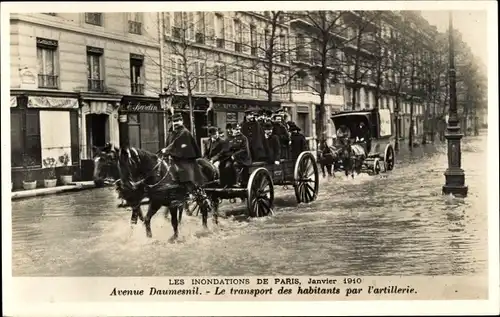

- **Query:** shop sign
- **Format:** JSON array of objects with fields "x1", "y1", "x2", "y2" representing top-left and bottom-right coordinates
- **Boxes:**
[
  {"x1": 27, "y1": 96, "x2": 79, "y2": 109},
  {"x1": 121, "y1": 101, "x2": 160, "y2": 112},
  {"x1": 213, "y1": 103, "x2": 247, "y2": 112},
  {"x1": 10, "y1": 96, "x2": 17, "y2": 108}
]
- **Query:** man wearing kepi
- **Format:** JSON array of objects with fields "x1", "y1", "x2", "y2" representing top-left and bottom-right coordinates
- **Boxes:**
[
  {"x1": 161, "y1": 113, "x2": 210, "y2": 207},
  {"x1": 263, "y1": 122, "x2": 281, "y2": 165},
  {"x1": 242, "y1": 106, "x2": 269, "y2": 162},
  {"x1": 271, "y1": 109, "x2": 290, "y2": 159},
  {"x1": 220, "y1": 123, "x2": 252, "y2": 187}
]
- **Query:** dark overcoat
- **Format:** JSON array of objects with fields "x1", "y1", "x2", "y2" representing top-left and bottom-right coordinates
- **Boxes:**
[
  {"x1": 227, "y1": 134, "x2": 252, "y2": 167},
  {"x1": 164, "y1": 126, "x2": 205, "y2": 185},
  {"x1": 272, "y1": 122, "x2": 290, "y2": 158},
  {"x1": 204, "y1": 137, "x2": 228, "y2": 163},
  {"x1": 242, "y1": 120, "x2": 269, "y2": 162},
  {"x1": 290, "y1": 131, "x2": 309, "y2": 160},
  {"x1": 265, "y1": 134, "x2": 281, "y2": 163}
]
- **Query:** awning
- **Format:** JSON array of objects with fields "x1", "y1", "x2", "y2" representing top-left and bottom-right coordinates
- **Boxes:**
[
  {"x1": 10, "y1": 96, "x2": 17, "y2": 108},
  {"x1": 28, "y1": 96, "x2": 79, "y2": 109}
]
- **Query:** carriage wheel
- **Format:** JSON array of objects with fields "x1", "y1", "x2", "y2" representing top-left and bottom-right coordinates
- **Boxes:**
[
  {"x1": 373, "y1": 158, "x2": 381, "y2": 175},
  {"x1": 384, "y1": 146, "x2": 395, "y2": 171},
  {"x1": 246, "y1": 168, "x2": 274, "y2": 217},
  {"x1": 294, "y1": 152, "x2": 319, "y2": 204}
]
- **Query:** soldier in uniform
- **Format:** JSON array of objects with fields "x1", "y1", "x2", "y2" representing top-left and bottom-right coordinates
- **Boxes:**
[
  {"x1": 271, "y1": 109, "x2": 290, "y2": 159},
  {"x1": 263, "y1": 122, "x2": 281, "y2": 165},
  {"x1": 225, "y1": 123, "x2": 234, "y2": 141},
  {"x1": 289, "y1": 122, "x2": 309, "y2": 160},
  {"x1": 220, "y1": 123, "x2": 252, "y2": 187},
  {"x1": 242, "y1": 106, "x2": 269, "y2": 162},
  {"x1": 161, "y1": 113, "x2": 210, "y2": 205}
]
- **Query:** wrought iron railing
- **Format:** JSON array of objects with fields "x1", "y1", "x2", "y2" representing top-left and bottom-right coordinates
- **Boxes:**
[
  {"x1": 88, "y1": 79, "x2": 104, "y2": 92},
  {"x1": 38, "y1": 74, "x2": 58, "y2": 89},
  {"x1": 131, "y1": 83, "x2": 144, "y2": 95}
]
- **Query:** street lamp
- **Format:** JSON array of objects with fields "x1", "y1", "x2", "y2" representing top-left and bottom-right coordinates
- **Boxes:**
[{"x1": 442, "y1": 11, "x2": 468, "y2": 197}]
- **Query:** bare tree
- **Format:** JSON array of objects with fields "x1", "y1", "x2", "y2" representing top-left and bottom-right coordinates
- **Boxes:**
[{"x1": 214, "y1": 11, "x2": 298, "y2": 103}]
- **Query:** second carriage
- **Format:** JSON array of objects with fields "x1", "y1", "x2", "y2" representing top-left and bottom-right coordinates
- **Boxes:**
[{"x1": 187, "y1": 149, "x2": 320, "y2": 218}]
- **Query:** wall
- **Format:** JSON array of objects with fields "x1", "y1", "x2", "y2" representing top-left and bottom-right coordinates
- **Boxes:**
[{"x1": 10, "y1": 13, "x2": 161, "y2": 96}]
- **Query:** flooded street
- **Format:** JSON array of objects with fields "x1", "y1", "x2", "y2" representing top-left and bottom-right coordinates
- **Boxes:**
[{"x1": 11, "y1": 134, "x2": 488, "y2": 277}]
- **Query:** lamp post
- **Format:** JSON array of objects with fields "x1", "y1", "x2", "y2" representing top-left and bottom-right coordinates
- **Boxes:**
[
  {"x1": 442, "y1": 11, "x2": 468, "y2": 197},
  {"x1": 159, "y1": 88, "x2": 174, "y2": 136}
]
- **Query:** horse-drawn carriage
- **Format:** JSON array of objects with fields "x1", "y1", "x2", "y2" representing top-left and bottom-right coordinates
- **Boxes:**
[
  {"x1": 321, "y1": 108, "x2": 396, "y2": 177},
  {"x1": 186, "y1": 150, "x2": 320, "y2": 218}
]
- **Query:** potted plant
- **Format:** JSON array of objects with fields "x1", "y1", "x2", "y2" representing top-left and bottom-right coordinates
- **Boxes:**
[
  {"x1": 58, "y1": 152, "x2": 73, "y2": 185},
  {"x1": 42, "y1": 157, "x2": 57, "y2": 188},
  {"x1": 22, "y1": 154, "x2": 37, "y2": 190}
]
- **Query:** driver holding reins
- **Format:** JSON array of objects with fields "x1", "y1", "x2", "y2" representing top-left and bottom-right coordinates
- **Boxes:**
[{"x1": 160, "y1": 112, "x2": 210, "y2": 208}]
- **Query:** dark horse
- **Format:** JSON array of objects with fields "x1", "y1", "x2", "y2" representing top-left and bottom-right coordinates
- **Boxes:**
[
  {"x1": 93, "y1": 144, "x2": 218, "y2": 240},
  {"x1": 93, "y1": 144, "x2": 146, "y2": 225},
  {"x1": 317, "y1": 140, "x2": 335, "y2": 178}
]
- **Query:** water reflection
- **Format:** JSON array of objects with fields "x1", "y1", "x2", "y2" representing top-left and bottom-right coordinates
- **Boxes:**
[{"x1": 11, "y1": 135, "x2": 488, "y2": 276}]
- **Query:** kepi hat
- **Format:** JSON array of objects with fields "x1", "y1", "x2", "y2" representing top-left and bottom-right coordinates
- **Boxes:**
[
  {"x1": 226, "y1": 123, "x2": 233, "y2": 130},
  {"x1": 171, "y1": 113, "x2": 183, "y2": 122},
  {"x1": 244, "y1": 106, "x2": 259, "y2": 115},
  {"x1": 207, "y1": 126, "x2": 219, "y2": 135},
  {"x1": 263, "y1": 122, "x2": 274, "y2": 130},
  {"x1": 232, "y1": 123, "x2": 242, "y2": 130},
  {"x1": 288, "y1": 122, "x2": 301, "y2": 132}
]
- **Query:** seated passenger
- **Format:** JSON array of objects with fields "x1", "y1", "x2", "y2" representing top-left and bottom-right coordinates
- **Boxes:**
[
  {"x1": 220, "y1": 123, "x2": 252, "y2": 187},
  {"x1": 263, "y1": 122, "x2": 281, "y2": 165},
  {"x1": 289, "y1": 122, "x2": 309, "y2": 160},
  {"x1": 355, "y1": 122, "x2": 372, "y2": 153},
  {"x1": 203, "y1": 126, "x2": 228, "y2": 169},
  {"x1": 271, "y1": 109, "x2": 290, "y2": 159},
  {"x1": 242, "y1": 106, "x2": 269, "y2": 162},
  {"x1": 336, "y1": 124, "x2": 351, "y2": 147}
]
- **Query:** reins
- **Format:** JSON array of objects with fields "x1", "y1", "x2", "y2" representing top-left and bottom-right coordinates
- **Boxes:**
[{"x1": 128, "y1": 157, "x2": 171, "y2": 189}]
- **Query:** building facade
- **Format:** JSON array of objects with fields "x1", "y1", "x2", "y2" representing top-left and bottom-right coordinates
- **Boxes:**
[{"x1": 10, "y1": 12, "x2": 162, "y2": 188}]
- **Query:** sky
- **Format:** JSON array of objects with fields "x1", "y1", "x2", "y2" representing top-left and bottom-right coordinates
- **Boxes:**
[{"x1": 420, "y1": 10, "x2": 488, "y2": 67}]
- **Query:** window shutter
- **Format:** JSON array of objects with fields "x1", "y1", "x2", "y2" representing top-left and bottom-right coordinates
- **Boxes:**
[
  {"x1": 243, "y1": 22, "x2": 251, "y2": 54},
  {"x1": 289, "y1": 34, "x2": 296, "y2": 61},
  {"x1": 224, "y1": 16, "x2": 234, "y2": 50},
  {"x1": 204, "y1": 12, "x2": 215, "y2": 46},
  {"x1": 163, "y1": 12, "x2": 172, "y2": 37},
  {"x1": 257, "y1": 29, "x2": 265, "y2": 58}
]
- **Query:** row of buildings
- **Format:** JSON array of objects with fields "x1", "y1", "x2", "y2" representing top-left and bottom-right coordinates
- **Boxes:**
[{"x1": 9, "y1": 11, "x2": 453, "y2": 187}]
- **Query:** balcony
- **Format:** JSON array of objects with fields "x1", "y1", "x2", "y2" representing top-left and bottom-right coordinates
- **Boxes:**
[
  {"x1": 88, "y1": 79, "x2": 104, "y2": 92},
  {"x1": 251, "y1": 46, "x2": 258, "y2": 56},
  {"x1": 131, "y1": 83, "x2": 144, "y2": 95},
  {"x1": 38, "y1": 74, "x2": 58, "y2": 89},
  {"x1": 216, "y1": 38, "x2": 225, "y2": 48},
  {"x1": 195, "y1": 32, "x2": 205, "y2": 44},
  {"x1": 128, "y1": 21, "x2": 142, "y2": 35},
  {"x1": 234, "y1": 42, "x2": 242, "y2": 53}
]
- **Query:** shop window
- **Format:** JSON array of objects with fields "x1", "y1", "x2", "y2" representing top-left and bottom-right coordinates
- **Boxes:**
[
  {"x1": 36, "y1": 37, "x2": 58, "y2": 89},
  {"x1": 128, "y1": 114, "x2": 141, "y2": 148},
  {"x1": 11, "y1": 109, "x2": 41, "y2": 167},
  {"x1": 127, "y1": 113, "x2": 161, "y2": 153}
]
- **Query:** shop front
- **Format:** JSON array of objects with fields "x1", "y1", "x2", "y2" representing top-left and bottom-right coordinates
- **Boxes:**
[
  {"x1": 171, "y1": 95, "x2": 210, "y2": 146},
  {"x1": 10, "y1": 92, "x2": 80, "y2": 189},
  {"x1": 119, "y1": 96, "x2": 166, "y2": 153}
]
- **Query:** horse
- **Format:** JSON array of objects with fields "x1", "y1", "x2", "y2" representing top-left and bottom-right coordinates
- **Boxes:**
[
  {"x1": 93, "y1": 144, "x2": 146, "y2": 225},
  {"x1": 116, "y1": 146, "x2": 218, "y2": 240},
  {"x1": 317, "y1": 141, "x2": 335, "y2": 178},
  {"x1": 329, "y1": 140, "x2": 361, "y2": 179}
]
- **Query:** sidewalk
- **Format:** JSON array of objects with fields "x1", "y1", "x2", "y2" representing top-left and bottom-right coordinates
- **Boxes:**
[{"x1": 11, "y1": 181, "x2": 97, "y2": 201}]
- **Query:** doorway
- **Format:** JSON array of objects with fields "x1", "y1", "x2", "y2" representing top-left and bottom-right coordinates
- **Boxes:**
[{"x1": 86, "y1": 114, "x2": 109, "y2": 157}]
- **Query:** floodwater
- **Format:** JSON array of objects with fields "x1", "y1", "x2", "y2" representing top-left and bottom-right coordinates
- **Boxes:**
[{"x1": 11, "y1": 134, "x2": 488, "y2": 276}]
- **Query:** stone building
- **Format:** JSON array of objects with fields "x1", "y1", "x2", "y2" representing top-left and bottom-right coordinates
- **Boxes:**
[{"x1": 10, "y1": 12, "x2": 162, "y2": 187}]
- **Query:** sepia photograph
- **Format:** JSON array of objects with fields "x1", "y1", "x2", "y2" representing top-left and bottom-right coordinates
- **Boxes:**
[{"x1": 2, "y1": 1, "x2": 498, "y2": 316}]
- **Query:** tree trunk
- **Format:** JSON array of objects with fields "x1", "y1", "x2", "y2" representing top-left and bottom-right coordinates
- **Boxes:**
[
  {"x1": 394, "y1": 95, "x2": 400, "y2": 152},
  {"x1": 351, "y1": 87, "x2": 357, "y2": 110},
  {"x1": 187, "y1": 90, "x2": 196, "y2": 140}
]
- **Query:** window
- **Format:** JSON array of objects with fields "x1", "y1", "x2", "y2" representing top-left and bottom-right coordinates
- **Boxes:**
[
  {"x1": 173, "y1": 12, "x2": 183, "y2": 39},
  {"x1": 130, "y1": 54, "x2": 144, "y2": 95},
  {"x1": 296, "y1": 34, "x2": 306, "y2": 62},
  {"x1": 172, "y1": 57, "x2": 185, "y2": 92},
  {"x1": 279, "y1": 35, "x2": 286, "y2": 63},
  {"x1": 294, "y1": 77, "x2": 306, "y2": 91},
  {"x1": 215, "y1": 64, "x2": 226, "y2": 94},
  {"x1": 215, "y1": 13, "x2": 224, "y2": 48},
  {"x1": 128, "y1": 12, "x2": 142, "y2": 35},
  {"x1": 250, "y1": 25, "x2": 257, "y2": 56},
  {"x1": 36, "y1": 37, "x2": 58, "y2": 89},
  {"x1": 11, "y1": 109, "x2": 42, "y2": 167},
  {"x1": 139, "y1": 113, "x2": 160, "y2": 153},
  {"x1": 279, "y1": 75, "x2": 287, "y2": 98},
  {"x1": 250, "y1": 71, "x2": 257, "y2": 97},
  {"x1": 195, "y1": 12, "x2": 205, "y2": 44},
  {"x1": 235, "y1": 68, "x2": 243, "y2": 95},
  {"x1": 87, "y1": 46, "x2": 104, "y2": 92},
  {"x1": 85, "y1": 13, "x2": 102, "y2": 26},
  {"x1": 128, "y1": 114, "x2": 141, "y2": 149},
  {"x1": 233, "y1": 19, "x2": 243, "y2": 52},
  {"x1": 194, "y1": 61, "x2": 207, "y2": 93}
]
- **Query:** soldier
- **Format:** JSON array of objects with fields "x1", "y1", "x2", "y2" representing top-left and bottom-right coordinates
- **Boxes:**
[
  {"x1": 242, "y1": 106, "x2": 269, "y2": 162},
  {"x1": 220, "y1": 123, "x2": 252, "y2": 187},
  {"x1": 263, "y1": 122, "x2": 281, "y2": 165},
  {"x1": 161, "y1": 113, "x2": 209, "y2": 203},
  {"x1": 261, "y1": 109, "x2": 273, "y2": 124},
  {"x1": 271, "y1": 109, "x2": 290, "y2": 159},
  {"x1": 225, "y1": 123, "x2": 234, "y2": 141},
  {"x1": 289, "y1": 122, "x2": 309, "y2": 160}
]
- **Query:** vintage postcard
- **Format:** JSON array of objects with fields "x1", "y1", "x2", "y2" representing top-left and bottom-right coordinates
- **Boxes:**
[{"x1": 2, "y1": 1, "x2": 498, "y2": 316}]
